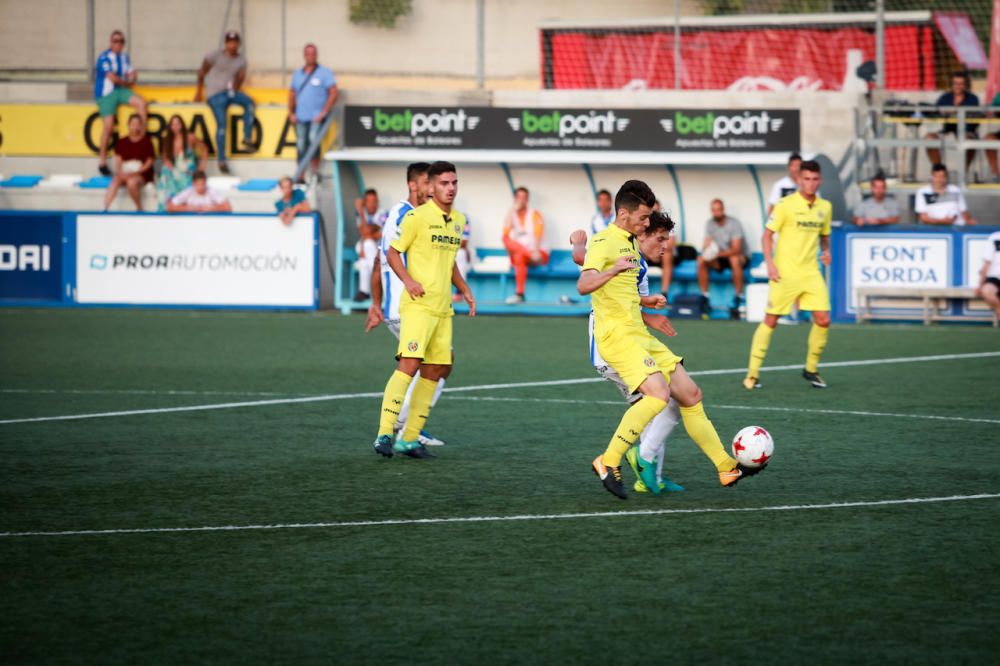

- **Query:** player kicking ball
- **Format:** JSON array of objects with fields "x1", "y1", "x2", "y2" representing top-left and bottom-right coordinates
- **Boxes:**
[
  {"x1": 371, "y1": 161, "x2": 475, "y2": 459},
  {"x1": 365, "y1": 162, "x2": 447, "y2": 448},
  {"x1": 577, "y1": 180, "x2": 760, "y2": 499},
  {"x1": 744, "y1": 160, "x2": 833, "y2": 390},
  {"x1": 570, "y1": 211, "x2": 685, "y2": 495}
]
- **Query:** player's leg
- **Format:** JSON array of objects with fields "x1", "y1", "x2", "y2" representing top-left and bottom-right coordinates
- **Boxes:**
[
  {"x1": 696, "y1": 256, "x2": 713, "y2": 297},
  {"x1": 125, "y1": 174, "x2": 144, "y2": 211},
  {"x1": 125, "y1": 91, "x2": 147, "y2": 124},
  {"x1": 745, "y1": 280, "x2": 797, "y2": 389},
  {"x1": 668, "y1": 364, "x2": 749, "y2": 486},
  {"x1": 396, "y1": 315, "x2": 452, "y2": 457},
  {"x1": 98, "y1": 112, "x2": 115, "y2": 173},
  {"x1": 232, "y1": 91, "x2": 257, "y2": 149},
  {"x1": 373, "y1": 314, "x2": 431, "y2": 456},
  {"x1": 503, "y1": 236, "x2": 530, "y2": 302},
  {"x1": 207, "y1": 93, "x2": 230, "y2": 172},
  {"x1": 357, "y1": 241, "x2": 377, "y2": 299},
  {"x1": 633, "y1": 399, "x2": 684, "y2": 493},
  {"x1": 800, "y1": 273, "x2": 832, "y2": 388},
  {"x1": 982, "y1": 280, "x2": 1000, "y2": 315}
]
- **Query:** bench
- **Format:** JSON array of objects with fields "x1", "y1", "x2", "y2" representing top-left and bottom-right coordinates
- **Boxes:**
[{"x1": 855, "y1": 286, "x2": 999, "y2": 326}]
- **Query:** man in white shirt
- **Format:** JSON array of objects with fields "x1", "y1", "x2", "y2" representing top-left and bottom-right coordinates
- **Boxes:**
[
  {"x1": 915, "y1": 164, "x2": 977, "y2": 226},
  {"x1": 166, "y1": 171, "x2": 231, "y2": 213},
  {"x1": 976, "y1": 230, "x2": 1000, "y2": 318},
  {"x1": 354, "y1": 188, "x2": 388, "y2": 301},
  {"x1": 767, "y1": 152, "x2": 802, "y2": 216},
  {"x1": 590, "y1": 189, "x2": 614, "y2": 234}
]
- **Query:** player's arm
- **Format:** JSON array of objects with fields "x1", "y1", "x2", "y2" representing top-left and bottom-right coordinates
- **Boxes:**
[
  {"x1": 451, "y1": 263, "x2": 476, "y2": 317},
  {"x1": 577, "y1": 256, "x2": 635, "y2": 295},
  {"x1": 762, "y1": 228, "x2": 779, "y2": 281},
  {"x1": 819, "y1": 234, "x2": 831, "y2": 266},
  {"x1": 194, "y1": 57, "x2": 211, "y2": 102},
  {"x1": 918, "y1": 212, "x2": 956, "y2": 225},
  {"x1": 642, "y1": 311, "x2": 676, "y2": 337},
  {"x1": 569, "y1": 229, "x2": 587, "y2": 266},
  {"x1": 365, "y1": 253, "x2": 384, "y2": 331},
  {"x1": 386, "y1": 247, "x2": 422, "y2": 298}
]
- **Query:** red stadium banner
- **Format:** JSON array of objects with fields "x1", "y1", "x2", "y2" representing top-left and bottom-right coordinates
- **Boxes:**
[{"x1": 541, "y1": 21, "x2": 969, "y2": 91}]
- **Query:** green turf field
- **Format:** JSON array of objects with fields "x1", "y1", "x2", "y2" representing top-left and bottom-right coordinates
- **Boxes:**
[{"x1": 1, "y1": 308, "x2": 998, "y2": 663}]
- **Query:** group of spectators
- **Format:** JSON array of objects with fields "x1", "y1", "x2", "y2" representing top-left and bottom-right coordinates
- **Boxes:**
[
  {"x1": 95, "y1": 29, "x2": 332, "y2": 219},
  {"x1": 923, "y1": 70, "x2": 1000, "y2": 182}
]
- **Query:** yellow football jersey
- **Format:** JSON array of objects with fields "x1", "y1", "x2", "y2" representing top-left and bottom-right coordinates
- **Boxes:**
[
  {"x1": 389, "y1": 199, "x2": 465, "y2": 317},
  {"x1": 583, "y1": 223, "x2": 644, "y2": 337},
  {"x1": 766, "y1": 191, "x2": 832, "y2": 281}
]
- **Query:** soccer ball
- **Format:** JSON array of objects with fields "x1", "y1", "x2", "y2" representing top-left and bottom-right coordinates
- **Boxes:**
[{"x1": 732, "y1": 426, "x2": 774, "y2": 468}]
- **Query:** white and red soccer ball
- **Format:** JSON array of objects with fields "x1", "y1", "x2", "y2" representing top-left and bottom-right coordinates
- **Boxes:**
[{"x1": 732, "y1": 426, "x2": 774, "y2": 468}]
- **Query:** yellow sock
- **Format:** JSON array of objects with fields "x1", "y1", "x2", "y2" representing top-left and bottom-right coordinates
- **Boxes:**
[
  {"x1": 401, "y1": 377, "x2": 439, "y2": 441},
  {"x1": 378, "y1": 370, "x2": 414, "y2": 437},
  {"x1": 679, "y1": 402, "x2": 736, "y2": 472},
  {"x1": 747, "y1": 322, "x2": 774, "y2": 379},
  {"x1": 805, "y1": 323, "x2": 829, "y2": 373},
  {"x1": 602, "y1": 397, "x2": 666, "y2": 468}
]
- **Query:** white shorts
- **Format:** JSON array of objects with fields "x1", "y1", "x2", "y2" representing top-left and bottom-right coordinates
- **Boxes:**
[
  {"x1": 595, "y1": 364, "x2": 642, "y2": 404},
  {"x1": 387, "y1": 319, "x2": 401, "y2": 339}
]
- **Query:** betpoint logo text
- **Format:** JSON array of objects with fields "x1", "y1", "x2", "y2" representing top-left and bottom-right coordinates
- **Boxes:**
[
  {"x1": 668, "y1": 110, "x2": 785, "y2": 138},
  {"x1": 0, "y1": 244, "x2": 50, "y2": 271},
  {"x1": 365, "y1": 108, "x2": 480, "y2": 136},
  {"x1": 510, "y1": 110, "x2": 630, "y2": 137}
]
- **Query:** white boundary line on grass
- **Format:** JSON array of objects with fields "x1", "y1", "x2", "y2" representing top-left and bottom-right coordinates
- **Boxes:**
[
  {"x1": 448, "y1": 396, "x2": 1000, "y2": 425},
  {"x1": 1, "y1": 350, "x2": 998, "y2": 426},
  {"x1": 2, "y1": 493, "x2": 998, "y2": 538}
]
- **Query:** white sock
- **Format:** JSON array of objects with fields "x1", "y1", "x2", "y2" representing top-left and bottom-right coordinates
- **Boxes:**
[
  {"x1": 395, "y1": 369, "x2": 421, "y2": 432},
  {"x1": 635, "y1": 400, "x2": 680, "y2": 483},
  {"x1": 431, "y1": 378, "x2": 446, "y2": 407}
]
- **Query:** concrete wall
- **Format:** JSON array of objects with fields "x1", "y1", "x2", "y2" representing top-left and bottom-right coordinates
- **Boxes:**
[{"x1": 0, "y1": 0, "x2": 701, "y2": 80}]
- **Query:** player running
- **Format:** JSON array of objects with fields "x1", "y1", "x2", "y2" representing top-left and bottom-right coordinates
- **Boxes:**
[
  {"x1": 371, "y1": 161, "x2": 475, "y2": 459},
  {"x1": 365, "y1": 162, "x2": 447, "y2": 448},
  {"x1": 570, "y1": 210, "x2": 685, "y2": 495},
  {"x1": 744, "y1": 159, "x2": 833, "y2": 390},
  {"x1": 579, "y1": 180, "x2": 758, "y2": 499}
]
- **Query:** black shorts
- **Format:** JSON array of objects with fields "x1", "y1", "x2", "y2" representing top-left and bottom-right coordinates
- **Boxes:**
[
  {"x1": 707, "y1": 255, "x2": 748, "y2": 272},
  {"x1": 985, "y1": 277, "x2": 1000, "y2": 291}
]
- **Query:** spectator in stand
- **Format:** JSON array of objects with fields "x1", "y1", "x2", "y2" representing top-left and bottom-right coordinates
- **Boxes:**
[
  {"x1": 502, "y1": 186, "x2": 550, "y2": 304},
  {"x1": 915, "y1": 164, "x2": 977, "y2": 226},
  {"x1": 95, "y1": 30, "x2": 147, "y2": 177},
  {"x1": 590, "y1": 189, "x2": 614, "y2": 234},
  {"x1": 852, "y1": 173, "x2": 901, "y2": 226},
  {"x1": 195, "y1": 31, "x2": 256, "y2": 175},
  {"x1": 103, "y1": 113, "x2": 155, "y2": 211},
  {"x1": 354, "y1": 189, "x2": 387, "y2": 301},
  {"x1": 288, "y1": 43, "x2": 338, "y2": 183},
  {"x1": 976, "y1": 229, "x2": 1000, "y2": 318},
  {"x1": 697, "y1": 199, "x2": 749, "y2": 317},
  {"x1": 167, "y1": 170, "x2": 232, "y2": 213},
  {"x1": 925, "y1": 71, "x2": 979, "y2": 173},
  {"x1": 157, "y1": 114, "x2": 208, "y2": 211},
  {"x1": 275, "y1": 176, "x2": 311, "y2": 225},
  {"x1": 767, "y1": 152, "x2": 802, "y2": 216}
]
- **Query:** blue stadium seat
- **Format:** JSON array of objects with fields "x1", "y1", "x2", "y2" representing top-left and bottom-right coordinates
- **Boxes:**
[
  {"x1": 237, "y1": 179, "x2": 279, "y2": 192},
  {"x1": 78, "y1": 176, "x2": 113, "y2": 189},
  {"x1": 0, "y1": 175, "x2": 44, "y2": 188}
]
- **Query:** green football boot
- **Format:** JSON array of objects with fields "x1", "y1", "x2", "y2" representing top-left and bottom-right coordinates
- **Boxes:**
[{"x1": 625, "y1": 446, "x2": 661, "y2": 496}]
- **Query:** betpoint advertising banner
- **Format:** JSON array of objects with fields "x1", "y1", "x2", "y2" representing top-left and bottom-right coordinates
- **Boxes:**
[
  {"x1": 76, "y1": 215, "x2": 316, "y2": 308},
  {"x1": 344, "y1": 106, "x2": 800, "y2": 152},
  {"x1": 0, "y1": 213, "x2": 65, "y2": 302}
]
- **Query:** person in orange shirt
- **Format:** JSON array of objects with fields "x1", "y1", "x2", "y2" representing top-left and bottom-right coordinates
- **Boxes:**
[{"x1": 502, "y1": 186, "x2": 550, "y2": 304}]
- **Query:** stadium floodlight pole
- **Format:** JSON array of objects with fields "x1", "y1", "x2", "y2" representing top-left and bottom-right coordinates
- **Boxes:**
[
  {"x1": 875, "y1": 0, "x2": 885, "y2": 90},
  {"x1": 86, "y1": 0, "x2": 95, "y2": 82},
  {"x1": 476, "y1": 0, "x2": 485, "y2": 89},
  {"x1": 673, "y1": 0, "x2": 681, "y2": 90}
]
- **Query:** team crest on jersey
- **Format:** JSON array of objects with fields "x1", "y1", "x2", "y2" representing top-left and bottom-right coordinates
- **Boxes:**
[
  {"x1": 643, "y1": 356, "x2": 655, "y2": 368},
  {"x1": 407, "y1": 340, "x2": 419, "y2": 352},
  {"x1": 454, "y1": 223, "x2": 462, "y2": 234}
]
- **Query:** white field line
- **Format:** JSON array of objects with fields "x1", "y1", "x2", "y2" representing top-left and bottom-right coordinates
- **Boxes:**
[
  {"x1": 1, "y1": 350, "x2": 998, "y2": 426},
  {"x1": 1, "y1": 493, "x2": 997, "y2": 539},
  {"x1": 448, "y1": 396, "x2": 1000, "y2": 426},
  {"x1": 0, "y1": 388, "x2": 296, "y2": 397}
]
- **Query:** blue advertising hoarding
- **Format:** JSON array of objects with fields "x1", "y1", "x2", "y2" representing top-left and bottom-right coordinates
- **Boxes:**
[{"x1": 0, "y1": 212, "x2": 69, "y2": 302}]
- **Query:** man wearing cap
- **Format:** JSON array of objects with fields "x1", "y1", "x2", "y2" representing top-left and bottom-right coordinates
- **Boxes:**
[{"x1": 195, "y1": 31, "x2": 257, "y2": 174}]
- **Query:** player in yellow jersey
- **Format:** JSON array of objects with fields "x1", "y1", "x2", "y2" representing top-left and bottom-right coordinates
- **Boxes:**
[
  {"x1": 372, "y1": 161, "x2": 475, "y2": 459},
  {"x1": 579, "y1": 180, "x2": 760, "y2": 499},
  {"x1": 744, "y1": 160, "x2": 833, "y2": 390}
]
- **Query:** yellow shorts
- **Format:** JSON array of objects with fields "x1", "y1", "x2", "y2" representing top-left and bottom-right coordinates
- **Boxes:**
[
  {"x1": 595, "y1": 327, "x2": 682, "y2": 394},
  {"x1": 766, "y1": 272, "x2": 830, "y2": 316},
  {"x1": 396, "y1": 310, "x2": 453, "y2": 365}
]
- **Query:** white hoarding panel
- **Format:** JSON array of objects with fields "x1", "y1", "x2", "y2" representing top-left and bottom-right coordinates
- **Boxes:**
[{"x1": 847, "y1": 234, "x2": 950, "y2": 308}]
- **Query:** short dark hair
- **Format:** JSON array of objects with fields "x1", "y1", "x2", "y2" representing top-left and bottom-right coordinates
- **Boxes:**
[
  {"x1": 646, "y1": 210, "x2": 675, "y2": 236},
  {"x1": 192, "y1": 170, "x2": 207, "y2": 182},
  {"x1": 800, "y1": 160, "x2": 821, "y2": 174},
  {"x1": 127, "y1": 113, "x2": 142, "y2": 125},
  {"x1": 514, "y1": 186, "x2": 529, "y2": 196},
  {"x1": 363, "y1": 188, "x2": 378, "y2": 198},
  {"x1": 596, "y1": 189, "x2": 611, "y2": 199},
  {"x1": 406, "y1": 162, "x2": 430, "y2": 183},
  {"x1": 427, "y1": 161, "x2": 457, "y2": 180},
  {"x1": 111, "y1": 30, "x2": 125, "y2": 40},
  {"x1": 788, "y1": 152, "x2": 802, "y2": 164},
  {"x1": 931, "y1": 163, "x2": 948, "y2": 175},
  {"x1": 871, "y1": 171, "x2": 887, "y2": 185},
  {"x1": 952, "y1": 70, "x2": 971, "y2": 87},
  {"x1": 614, "y1": 180, "x2": 655, "y2": 213}
]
